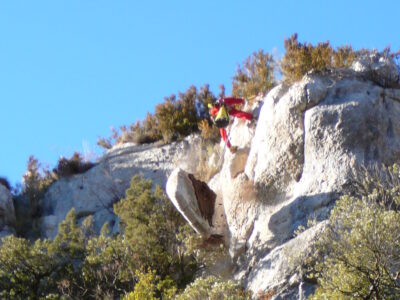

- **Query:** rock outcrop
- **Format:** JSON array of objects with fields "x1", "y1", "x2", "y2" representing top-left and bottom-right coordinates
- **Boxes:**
[
  {"x1": 166, "y1": 53, "x2": 400, "y2": 298},
  {"x1": 0, "y1": 185, "x2": 16, "y2": 238},
  {"x1": 40, "y1": 140, "x2": 188, "y2": 238}
]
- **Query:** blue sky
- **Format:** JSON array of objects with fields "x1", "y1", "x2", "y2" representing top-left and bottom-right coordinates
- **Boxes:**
[{"x1": 1, "y1": 0, "x2": 399, "y2": 186}]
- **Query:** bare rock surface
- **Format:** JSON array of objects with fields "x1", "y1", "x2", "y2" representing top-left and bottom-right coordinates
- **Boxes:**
[
  {"x1": 40, "y1": 140, "x2": 188, "y2": 238},
  {"x1": 0, "y1": 185, "x2": 16, "y2": 238}
]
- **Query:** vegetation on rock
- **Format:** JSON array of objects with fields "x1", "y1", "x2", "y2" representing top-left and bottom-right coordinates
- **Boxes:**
[
  {"x1": 232, "y1": 49, "x2": 276, "y2": 102},
  {"x1": 53, "y1": 152, "x2": 95, "y2": 178},
  {"x1": 1, "y1": 175, "x2": 242, "y2": 299},
  {"x1": 281, "y1": 33, "x2": 361, "y2": 83},
  {"x1": 310, "y1": 165, "x2": 400, "y2": 299}
]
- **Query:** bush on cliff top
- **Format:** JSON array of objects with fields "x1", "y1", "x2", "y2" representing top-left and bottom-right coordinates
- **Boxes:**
[
  {"x1": 232, "y1": 49, "x2": 276, "y2": 102},
  {"x1": 281, "y1": 33, "x2": 360, "y2": 83}
]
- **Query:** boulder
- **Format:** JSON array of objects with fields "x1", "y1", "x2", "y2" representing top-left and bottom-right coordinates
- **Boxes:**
[{"x1": 166, "y1": 168, "x2": 228, "y2": 239}]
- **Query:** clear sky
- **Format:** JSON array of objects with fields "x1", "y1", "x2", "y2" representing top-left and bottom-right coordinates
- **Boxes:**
[{"x1": 1, "y1": 0, "x2": 399, "y2": 186}]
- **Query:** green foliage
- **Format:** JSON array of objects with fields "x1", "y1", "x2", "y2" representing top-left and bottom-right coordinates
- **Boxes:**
[
  {"x1": 82, "y1": 224, "x2": 136, "y2": 299},
  {"x1": 50, "y1": 209, "x2": 84, "y2": 259},
  {"x1": 15, "y1": 156, "x2": 55, "y2": 238},
  {"x1": 114, "y1": 175, "x2": 197, "y2": 286},
  {"x1": 310, "y1": 166, "x2": 400, "y2": 299},
  {"x1": 123, "y1": 268, "x2": 177, "y2": 300},
  {"x1": 232, "y1": 49, "x2": 276, "y2": 102},
  {"x1": 281, "y1": 33, "x2": 360, "y2": 83},
  {"x1": 0, "y1": 236, "x2": 54, "y2": 299},
  {"x1": 175, "y1": 276, "x2": 250, "y2": 300},
  {"x1": 22, "y1": 156, "x2": 54, "y2": 216}
]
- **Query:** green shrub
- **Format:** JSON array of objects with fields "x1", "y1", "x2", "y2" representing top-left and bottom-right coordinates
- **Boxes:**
[
  {"x1": 0, "y1": 173, "x2": 202, "y2": 298},
  {"x1": 0, "y1": 236, "x2": 54, "y2": 299},
  {"x1": 123, "y1": 268, "x2": 177, "y2": 300},
  {"x1": 14, "y1": 156, "x2": 55, "y2": 238},
  {"x1": 175, "y1": 276, "x2": 250, "y2": 300},
  {"x1": 114, "y1": 175, "x2": 197, "y2": 286},
  {"x1": 232, "y1": 49, "x2": 276, "y2": 102},
  {"x1": 310, "y1": 165, "x2": 400, "y2": 299}
]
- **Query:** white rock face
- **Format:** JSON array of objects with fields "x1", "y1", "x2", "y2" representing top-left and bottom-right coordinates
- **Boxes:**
[
  {"x1": 165, "y1": 53, "x2": 400, "y2": 298},
  {"x1": 41, "y1": 140, "x2": 188, "y2": 238},
  {"x1": 244, "y1": 222, "x2": 326, "y2": 298},
  {"x1": 0, "y1": 185, "x2": 16, "y2": 237}
]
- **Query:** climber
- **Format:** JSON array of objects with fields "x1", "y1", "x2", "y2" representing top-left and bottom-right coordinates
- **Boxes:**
[{"x1": 208, "y1": 97, "x2": 252, "y2": 153}]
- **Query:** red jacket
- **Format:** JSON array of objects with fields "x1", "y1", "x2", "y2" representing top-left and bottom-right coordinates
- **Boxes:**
[{"x1": 209, "y1": 97, "x2": 253, "y2": 149}]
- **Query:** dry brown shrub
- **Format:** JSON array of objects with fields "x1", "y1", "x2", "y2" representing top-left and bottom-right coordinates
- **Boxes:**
[{"x1": 198, "y1": 119, "x2": 220, "y2": 143}]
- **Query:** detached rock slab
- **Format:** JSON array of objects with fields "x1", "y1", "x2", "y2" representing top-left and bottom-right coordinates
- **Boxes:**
[{"x1": 166, "y1": 168, "x2": 227, "y2": 239}]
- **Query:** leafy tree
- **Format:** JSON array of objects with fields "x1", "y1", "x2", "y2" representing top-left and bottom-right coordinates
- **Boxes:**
[
  {"x1": 232, "y1": 49, "x2": 276, "y2": 101},
  {"x1": 82, "y1": 224, "x2": 136, "y2": 299},
  {"x1": 48, "y1": 208, "x2": 87, "y2": 298},
  {"x1": 22, "y1": 156, "x2": 54, "y2": 217},
  {"x1": 15, "y1": 155, "x2": 55, "y2": 238},
  {"x1": 114, "y1": 175, "x2": 197, "y2": 287},
  {"x1": 0, "y1": 236, "x2": 54, "y2": 299}
]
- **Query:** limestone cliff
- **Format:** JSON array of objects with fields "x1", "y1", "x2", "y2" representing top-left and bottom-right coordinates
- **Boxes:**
[
  {"x1": 166, "y1": 52, "x2": 400, "y2": 298},
  {"x1": 2, "y1": 52, "x2": 399, "y2": 299}
]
